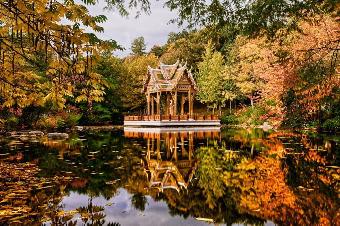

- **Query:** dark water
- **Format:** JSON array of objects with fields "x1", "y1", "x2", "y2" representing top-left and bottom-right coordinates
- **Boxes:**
[{"x1": 0, "y1": 128, "x2": 339, "y2": 225}]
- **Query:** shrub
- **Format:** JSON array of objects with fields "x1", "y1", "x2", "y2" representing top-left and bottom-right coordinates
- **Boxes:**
[
  {"x1": 237, "y1": 105, "x2": 268, "y2": 126},
  {"x1": 321, "y1": 117, "x2": 340, "y2": 132},
  {"x1": 221, "y1": 114, "x2": 238, "y2": 125},
  {"x1": 5, "y1": 116, "x2": 19, "y2": 129},
  {"x1": 35, "y1": 115, "x2": 60, "y2": 130},
  {"x1": 64, "y1": 113, "x2": 82, "y2": 127}
]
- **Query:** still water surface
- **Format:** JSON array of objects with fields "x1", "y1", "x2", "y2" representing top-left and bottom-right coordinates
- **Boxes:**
[{"x1": 0, "y1": 128, "x2": 338, "y2": 225}]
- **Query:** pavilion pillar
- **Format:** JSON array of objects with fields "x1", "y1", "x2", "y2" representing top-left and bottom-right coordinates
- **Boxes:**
[
  {"x1": 191, "y1": 92, "x2": 194, "y2": 116},
  {"x1": 174, "y1": 91, "x2": 177, "y2": 115},
  {"x1": 181, "y1": 94, "x2": 185, "y2": 115},
  {"x1": 157, "y1": 92, "x2": 161, "y2": 115},
  {"x1": 166, "y1": 93, "x2": 170, "y2": 115},
  {"x1": 188, "y1": 89, "x2": 192, "y2": 118},
  {"x1": 151, "y1": 94, "x2": 154, "y2": 115},
  {"x1": 147, "y1": 92, "x2": 151, "y2": 115}
]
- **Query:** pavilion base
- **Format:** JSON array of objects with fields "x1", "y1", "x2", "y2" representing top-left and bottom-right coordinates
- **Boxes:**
[
  {"x1": 124, "y1": 126, "x2": 220, "y2": 133},
  {"x1": 124, "y1": 120, "x2": 220, "y2": 127}
]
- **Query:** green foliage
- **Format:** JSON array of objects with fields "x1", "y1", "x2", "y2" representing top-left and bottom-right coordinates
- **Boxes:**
[
  {"x1": 196, "y1": 41, "x2": 225, "y2": 111},
  {"x1": 221, "y1": 114, "x2": 238, "y2": 125},
  {"x1": 149, "y1": 45, "x2": 164, "y2": 57},
  {"x1": 80, "y1": 104, "x2": 112, "y2": 125},
  {"x1": 195, "y1": 142, "x2": 226, "y2": 209},
  {"x1": 321, "y1": 117, "x2": 340, "y2": 132},
  {"x1": 119, "y1": 54, "x2": 158, "y2": 111},
  {"x1": 5, "y1": 116, "x2": 19, "y2": 130},
  {"x1": 282, "y1": 89, "x2": 308, "y2": 128},
  {"x1": 65, "y1": 113, "x2": 83, "y2": 127},
  {"x1": 159, "y1": 30, "x2": 206, "y2": 69},
  {"x1": 163, "y1": 0, "x2": 338, "y2": 36},
  {"x1": 237, "y1": 105, "x2": 268, "y2": 126},
  {"x1": 131, "y1": 36, "x2": 146, "y2": 56}
]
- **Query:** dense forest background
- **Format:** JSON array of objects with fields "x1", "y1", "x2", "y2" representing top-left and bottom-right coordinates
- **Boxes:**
[{"x1": 0, "y1": 0, "x2": 339, "y2": 131}]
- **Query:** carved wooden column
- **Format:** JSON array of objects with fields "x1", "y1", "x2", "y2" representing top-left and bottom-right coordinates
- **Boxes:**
[
  {"x1": 151, "y1": 93, "x2": 154, "y2": 115},
  {"x1": 174, "y1": 90, "x2": 177, "y2": 115},
  {"x1": 157, "y1": 92, "x2": 161, "y2": 115},
  {"x1": 181, "y1": 94, "x2": 185, "y2": 115},
  {"x1": 191, "y1": 91, "x2": 194, "y2": 116},
  {"x1": 166, "y1": 93, "x2": 170, "y2": 115},
  {"x1": 147, "y1": 92, "x2": 151, "y2": 115},
  {"x1": 188, "y1": 89, "x2": 192, "y2": 117}
]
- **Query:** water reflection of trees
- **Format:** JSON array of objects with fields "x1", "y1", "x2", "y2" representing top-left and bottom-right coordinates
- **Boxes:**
[
  {"x1": 1, "y1": 129, "x2": 339, "y2": 225},
  {"x1": 125, "y1": 129, "x2": 339, "y2": 225}
]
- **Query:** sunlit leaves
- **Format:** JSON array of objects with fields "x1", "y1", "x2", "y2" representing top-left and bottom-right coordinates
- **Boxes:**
[{"x1": 0, "y1": 0, "x2": 118, "y2": 110}]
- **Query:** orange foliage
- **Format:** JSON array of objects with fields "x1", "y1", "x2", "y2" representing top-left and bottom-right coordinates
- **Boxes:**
[{"x1": 234, "y1": 15, "x2": 339, "y2": 120}]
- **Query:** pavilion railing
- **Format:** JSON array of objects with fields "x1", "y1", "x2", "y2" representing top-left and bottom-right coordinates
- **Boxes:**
[{"x1": 124, "y1": 114, "x2": 219, "y2": 121}]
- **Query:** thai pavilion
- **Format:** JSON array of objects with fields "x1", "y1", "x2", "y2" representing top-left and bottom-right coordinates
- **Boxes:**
[{"x1": 124, "y1": 60, "x2": 220, "y2": 127}]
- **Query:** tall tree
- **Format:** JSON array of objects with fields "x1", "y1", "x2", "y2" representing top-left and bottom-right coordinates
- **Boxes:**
[
  {"x1": 119, "y1": 54, "x2": 158, "y2": 111},
  {"x1": 131, "y1": 36, "x2": 146, "y2": 56},
  {"x1": 196, "y1": 41, "x2": 225, "y2": 114}
]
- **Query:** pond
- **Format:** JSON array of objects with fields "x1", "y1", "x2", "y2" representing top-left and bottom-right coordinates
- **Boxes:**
[{"x1": 0, "y1": 127, "x2": 339, "y2": 225}]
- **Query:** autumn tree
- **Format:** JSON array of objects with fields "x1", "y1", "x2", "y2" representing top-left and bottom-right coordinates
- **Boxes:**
[
  {"x1": 119, "y1": 54, "x2": 158, "y2": 111},
  {"x1": 0, "y1": 0, "x2": 120, "y2": 111},
  {"x1": 149, "y1": 45, "x2": 164, "y2": 57},
  {"x1": 160, "y1": 30, "x2": 207, "y2": 69}
]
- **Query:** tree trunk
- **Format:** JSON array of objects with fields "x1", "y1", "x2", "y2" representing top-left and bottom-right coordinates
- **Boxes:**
[{"x1": 229, "y1": 100, "x2": 232, "y2": 114}]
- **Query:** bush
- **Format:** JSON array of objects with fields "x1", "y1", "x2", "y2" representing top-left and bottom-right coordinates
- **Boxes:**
[
  {"x1": 35, "y1": 115, "x2": 61, "y2": 130},
  {"x1": 5, "y1": 116, "x2": 19, "y2": 129},
  {"x1": 64, "y1": 113, "x2": 82, "y2": 127},
  {"x1": 35, "y1": 113, "x2": 82, "y2": 130},
  {"x1": 321, "y1": 117, "x2": 340, "y2": 132},
  {"x1": 237, "y1": 105, "x2": 267, "y2": 126},
  {"x1": 221, "y1": 114, "x2": 238, "y2": 125},
  {"x1": 79, "y1": 104, "x2": 112, "y2": 125}
]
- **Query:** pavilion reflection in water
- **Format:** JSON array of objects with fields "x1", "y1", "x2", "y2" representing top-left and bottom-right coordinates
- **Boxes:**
[{"x1": 124, "y1": 128, "x2": 220, "y2": 193}]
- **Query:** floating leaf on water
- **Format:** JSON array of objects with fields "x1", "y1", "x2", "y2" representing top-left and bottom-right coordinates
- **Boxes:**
[
  {"x1": 326, "y1": 166, "x2": 340, "y2": 169},
  {"x1": 196, "y1": 218, "x2": 214, "y2": 223}
]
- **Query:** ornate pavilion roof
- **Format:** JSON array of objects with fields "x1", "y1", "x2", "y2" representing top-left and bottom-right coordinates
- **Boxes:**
[
  {"x1": 145, "y1": 160, "x2": 197, "y2": 193},
  {"x1": 142, "y1": 60, "x2": 198, "y2": 93}
]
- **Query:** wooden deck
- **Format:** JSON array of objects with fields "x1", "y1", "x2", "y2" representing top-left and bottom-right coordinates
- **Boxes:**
[{"x1": 124, "y1": 114, "x2": 220, "y2": 127}]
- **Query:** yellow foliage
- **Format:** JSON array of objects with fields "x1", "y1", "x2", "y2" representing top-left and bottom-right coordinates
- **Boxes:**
[{"x1": 0, "y1": 0, "x2": 116, "y2": 109}]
